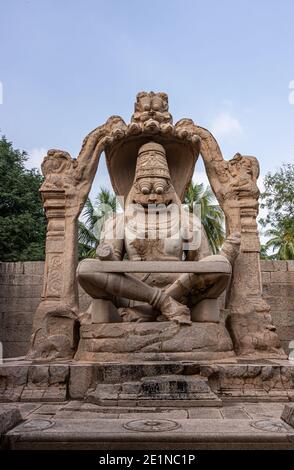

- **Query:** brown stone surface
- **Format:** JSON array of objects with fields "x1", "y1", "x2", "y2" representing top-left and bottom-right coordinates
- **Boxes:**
[
  {"x1": 75, "y1": 322, "x2": 234, "y2": 361},
  {"x1": 1, "y1": 359, "x2": 294, "y2": 404},
  {"x1": 0, "y1": 94, "x2": 292, "y2": 360},
  {"x1": 0, "y1": 407, "x2": 22, "y2": 434},
  {"x1": 281, "y1": 403, "x2": 294, "y2": 427},
  {"x1": 2, "y1": 401, "x2": 294, "y2": 450}
]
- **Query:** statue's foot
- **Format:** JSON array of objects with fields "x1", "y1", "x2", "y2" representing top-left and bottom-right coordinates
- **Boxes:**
[
  {"x1": 119, "y1": 305, "x2": 157, "y2": 323},
  {"x1": 160, "y1": 296, "x2": 192, "y2": 325}
]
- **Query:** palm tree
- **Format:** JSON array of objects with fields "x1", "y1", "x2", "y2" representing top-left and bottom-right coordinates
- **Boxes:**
[
  {"x1": 184, "y1": 182, "x2": 225, "y2": 254},
  {"x1": 78, "y1": 187, "x2": 117, "y2": 259},
  {"x1": 264, "y1": 223, "x2": 294, "y2": 260}
]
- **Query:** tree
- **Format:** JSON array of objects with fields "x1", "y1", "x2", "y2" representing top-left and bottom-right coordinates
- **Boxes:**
[
  {"x1": 260, "y1": 163, "x2": 294, "y2": 260},
  {"x1": 0, "y1": 135, "x2": 46, "y2": 261},
  {"x1": 184, "y1": 182, "x2": 225, "y2": 254},
  {"x1": 78, "y1": 187, "x2": 117, "y2": 259}
]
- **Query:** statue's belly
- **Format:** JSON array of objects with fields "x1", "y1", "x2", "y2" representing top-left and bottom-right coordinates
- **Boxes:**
[
  {"x1": 124, "y1": 228, "x2": 182, "y2": 288},
  {"x1": 125, "y1": 234, "x2": 183, "y2": 261}
]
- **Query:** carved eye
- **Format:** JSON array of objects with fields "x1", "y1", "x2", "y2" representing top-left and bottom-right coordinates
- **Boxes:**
[
  {"x1": 155, "y1": 186, "x2": 164, "y2": 194},
  {"x1": 141, "y1": 186, "x2": 150, "y2": 194},
  {"x1": 139, "y1": 182, "x2": 151, "y2": 194}
]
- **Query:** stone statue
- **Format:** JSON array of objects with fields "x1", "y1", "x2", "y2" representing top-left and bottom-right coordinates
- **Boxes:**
[
  {"x1": 28, "y1": 91, "x2": 284, "y2": 361},
  {"x1": 77, "y1": 141, "x2": 241, "y2": 326}
]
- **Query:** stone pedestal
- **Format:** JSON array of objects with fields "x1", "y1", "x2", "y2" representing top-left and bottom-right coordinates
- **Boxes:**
[{"x1": 75, "y1": 321, "x2": 235, "y2": 362}]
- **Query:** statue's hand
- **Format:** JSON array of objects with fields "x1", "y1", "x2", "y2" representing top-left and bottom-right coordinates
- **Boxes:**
[{"x1": 96, "y1": 244, "x2": 116, "y2": 261}]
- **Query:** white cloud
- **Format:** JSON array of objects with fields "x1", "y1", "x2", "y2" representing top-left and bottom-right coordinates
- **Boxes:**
[
  {"x1": 211, "y1": 112, "x2": 243, "y2": 138},
  {"x1": 25, "y1": 147, "x2": 47, "y2": 170}
]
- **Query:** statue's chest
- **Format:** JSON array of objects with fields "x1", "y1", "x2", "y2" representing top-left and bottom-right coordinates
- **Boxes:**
[{"x1": 125, "y1": 214, "x2": 182, "y2": 261}]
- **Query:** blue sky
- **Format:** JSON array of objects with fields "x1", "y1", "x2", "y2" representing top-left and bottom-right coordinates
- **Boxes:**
[{"x1": 1, "y1": 0, "x2": 294, "y2": 196}]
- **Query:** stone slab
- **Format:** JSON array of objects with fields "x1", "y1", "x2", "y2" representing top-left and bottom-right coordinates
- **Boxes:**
[
  {"x1": 281, "y1": 403, "x2": 294, "y2": 427},
  {"x1": 78, "y1": 258, "x2": 232, "y2": 274},
  {"x1": 0, "y1": 408, "x2": 22, "y2": 434},
  {"x1": 4, "y1": 417, "x2": 294, "y2": 450},
  {"x1": 76, "y1": 321, "x2": 234, "y2": 362}
]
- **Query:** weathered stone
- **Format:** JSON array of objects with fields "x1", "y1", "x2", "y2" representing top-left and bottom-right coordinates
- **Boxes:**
[
  {"x1": 281, "y1": 404, "x2": 294, "y2": 427},
  {"x1": 28, "y1": 366, "x2": 49, "y2": 385},
  {"x1": 0, "y1": 407, "x2": 22, "y2": 434},
  {"x1": 287, "y1": 261, "x2": 294, "y2": 272},
  {"x1": 76, "y1": 322, "x2": 234, "y2": 361},
  {"x1": 221, "y1": 407, "x2": 250, "y2": 419},
  {"x1": 260, "y1": 260, "x2": 287, "y2": 272},
  {"x1": 69, "y1": 365, "x2": 95, "y2": 399},
  {"x1": 271, "y1": 272, "x2": 294, "y2": 283},
  {"x1": 49, "y1": 365, "x2": 69, "y2": 384},
  {"x1": 188, "y1": 408, "x2": 222, "y2": 419}
]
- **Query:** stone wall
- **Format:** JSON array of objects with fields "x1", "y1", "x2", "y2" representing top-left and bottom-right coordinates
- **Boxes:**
[
  {"x1": 260, "y1": 260, "x2": 294, "y2": 355},
  {"x1": 0, "y1": 260, "x2": 293, "y2": 358}
]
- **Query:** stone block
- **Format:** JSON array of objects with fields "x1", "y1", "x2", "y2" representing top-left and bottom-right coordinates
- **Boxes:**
[
  {"x1": 28, "y1": 365, "x2": 49, "y2": 386},
  {"x1": 49, "y1": 365, "x2": 69, "y2": 385},
  {"x1": 69, "y1": 364, "x2": 95, "y2": 399},
  {"x1": 0, "y1": 365, "x2": 29, "y2": 402},
  {"x1": 0, "y1": 297, "x2": 40, "y2": 312},
  {"x1": 0, "y1": 407, "x2": 22, "y2": 434},
  {"x1": 261, "y1": 272, "x2": 271, "y2": 283},
  {"x1": 0, "y1": 284, "x2": 42, "y2": 299},
  {"x1": 23, "y1": 262, "x2": 45, "y2": 275},
  {"x1": 188, "y1": 408, "x2": 222, "y2": 419},
  {"x1": 260, "y1": 260, "x2": 287, "y2": 272},
  {"x1": 0, "y1": 262, "x2": 25, "y2": 275},
  {"x1": 20, "y1": 386, "x2": 66, "y2": 402},
  {"x1": 0, "y1": 314, "x2": 32, "y2": 342},
  {"x1": 270, "y1": 271, "x2": 294, "y2": 283},
  {"x1": 281, "y1": 403, "x2": 294, "y2": 427},
  {"x1": 0, "y1": 273, "x2": 43, "y2": 286},
  {"x1": 287, "y1": 261, "x2": 294, "y2": 272},
  {"x1": 76, "y1": 322, "x2": 234, "y2": 361},
  {"x1": 263, "y1": 284, "x2": 294, "y2": 298},
  {"x1": 221, "y1": 407, "x2": 250, "y2": 419},
  {"x1": 1, "y1": 341, "x2": 29, "y2": 358}
]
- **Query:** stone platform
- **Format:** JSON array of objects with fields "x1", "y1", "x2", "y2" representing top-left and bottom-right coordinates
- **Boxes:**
[
  {"x1": 75, "y1": 321, "x2": 235, "y2": 362},
  {"x1": 1, "y1": 401, "x2": 294, "y2": 450},
  {"x1": 1, "y1": 358, "x2": 293, "y2": 405}
]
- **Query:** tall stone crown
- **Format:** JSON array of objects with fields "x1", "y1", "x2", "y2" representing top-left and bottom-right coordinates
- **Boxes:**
[{"x1": 134, "y1": 142, "x2": 171, "y2": 180}]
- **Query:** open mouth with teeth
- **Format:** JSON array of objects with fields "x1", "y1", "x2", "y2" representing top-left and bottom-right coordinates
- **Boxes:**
[{"x1": 132, "y1": 199, "x2": 173, "y2": 210}]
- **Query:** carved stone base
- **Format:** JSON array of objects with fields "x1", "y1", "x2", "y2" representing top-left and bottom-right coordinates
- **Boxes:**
[
  {"x1": 74, "y1": 321, "x2": 235, "y2": 362},
  {"x1": 86, "y1": 374, "x2": 222, "y2": 407}
]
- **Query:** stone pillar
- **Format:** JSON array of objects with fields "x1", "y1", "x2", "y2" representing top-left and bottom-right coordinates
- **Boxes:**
[
  {"x1": 27, "y1": 117, "x2": 128, "y2": 360},
  {"x1": 27, "y1": 153, "x2": 80, "y2": 360},
  {"x1": 196, "y1": 126, "x2": 285, "y2": 358}
]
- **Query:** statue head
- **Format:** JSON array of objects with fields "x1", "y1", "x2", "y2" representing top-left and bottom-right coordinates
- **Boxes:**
[
  {"x1": 127, "y1": 142, "x2": 180, "y2": 207},
  {"x1": 132, "y1": 91, "x2": 172, "y2": 124}
]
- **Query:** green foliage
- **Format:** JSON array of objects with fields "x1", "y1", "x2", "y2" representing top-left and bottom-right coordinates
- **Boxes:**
[
  {"x1": 0, "y1": 135, "x2": 46, "y2": 261},
  {"x1": 184, "y1": 182, "x2": 225, "y2": 254},
  {"x1": 78, "y1": 187, "x2": 117, "y2": 259},
  {"x1": 260, "y1": 163, "x2": 294, "y2": 260}
]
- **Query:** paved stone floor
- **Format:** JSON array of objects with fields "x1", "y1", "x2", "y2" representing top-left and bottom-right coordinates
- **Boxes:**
[{"x1": 1, "y1": 401, "x2": 294, "y2": 449}]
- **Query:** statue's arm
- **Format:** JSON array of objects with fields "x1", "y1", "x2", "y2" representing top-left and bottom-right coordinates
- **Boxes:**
[{"x1": 97, "y1": 213, "x2": 125, "y2": 261}]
